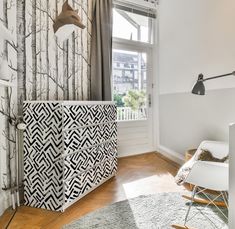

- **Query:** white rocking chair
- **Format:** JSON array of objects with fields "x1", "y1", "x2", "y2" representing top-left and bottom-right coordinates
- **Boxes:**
[{"x1": 172, "y1": 141, "x2": 229, "y2": 229}]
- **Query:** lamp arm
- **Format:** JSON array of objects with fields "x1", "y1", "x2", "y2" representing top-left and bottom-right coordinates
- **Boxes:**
[{"x1": 203, "y1": 71, "x2": 235, "y2": 82}]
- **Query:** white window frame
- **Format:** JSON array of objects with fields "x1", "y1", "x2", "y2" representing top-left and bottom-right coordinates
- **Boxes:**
[
  {"x1": 112, "y1": 1, "x2": 159, "y2": 156},
  {"x1": 112, "y1": 2, "x2": 156, "y2": 121}
]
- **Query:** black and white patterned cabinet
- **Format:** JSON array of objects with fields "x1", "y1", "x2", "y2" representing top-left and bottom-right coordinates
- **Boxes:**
[{"x1": 23, "y1": 101, "x2": 117, "y2": 211}]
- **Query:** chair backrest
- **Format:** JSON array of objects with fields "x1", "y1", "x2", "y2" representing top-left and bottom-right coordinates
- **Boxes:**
[{"x1": 194, "y1": 140, "x2": 229, "y2": 160}]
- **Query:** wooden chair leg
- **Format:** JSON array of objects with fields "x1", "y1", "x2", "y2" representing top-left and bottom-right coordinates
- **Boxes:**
[
  {"x1": 182, "y1": 195, "x2": 226, "y2": 207},
  {"x1": 171, "y1": 224, "x2": 197, "y2": 229}
]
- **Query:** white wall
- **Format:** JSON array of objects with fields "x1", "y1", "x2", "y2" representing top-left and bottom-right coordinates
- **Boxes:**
[
  {"x1": 159, "y1": 88, "x2": 235, "y2": 154},
  {"x1": 158, "y1": 0, "x2": 235, "y2": 95},
  {"x1": 158, "y1": 0, "x2": 235, "y2": 157}
]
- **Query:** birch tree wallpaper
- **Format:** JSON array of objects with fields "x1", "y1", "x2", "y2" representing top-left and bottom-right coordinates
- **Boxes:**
[{"x1": 0, "y1": 0, "x2": 92, "y2": 213}]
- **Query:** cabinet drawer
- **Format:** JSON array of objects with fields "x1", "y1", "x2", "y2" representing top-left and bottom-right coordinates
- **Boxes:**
[
  {"x1": 63, "y1": 104, "x2": 117, "y2": 129},
  {"x1": 63, "y1": 122, "x2": 117, "y2": 154},
  {"x1": 64, "y1": 158, "x2": 117, "y2": 204},
  {"x1": 24, "y1": 159, "x2": 63, "y2": 211},
  {"x1": 64, "y1": 164, "x2": 103, "y2": 204},
  {"x1": 23, "y1": 102, "x2": 63, "y2": 161},
  {"x1": 64, "y1": 140, "x2": 117, "y2": 180}
]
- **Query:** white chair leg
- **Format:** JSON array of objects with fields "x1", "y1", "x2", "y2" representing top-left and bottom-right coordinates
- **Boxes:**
[
  {"x1": 184, "y1": 186, "x2": 197, "y2": 226},
  {"x1": 221, "y1": 191, "x2": 228, "y2": 208}
]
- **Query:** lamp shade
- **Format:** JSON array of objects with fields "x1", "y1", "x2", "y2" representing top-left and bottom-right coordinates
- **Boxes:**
[
  {"x1": 53, "y1": 0, "x2": 85, "y2": 42},
  {"x1": 192, "y1": 74, "x2": 205, "y2": 95},
  {"x1": 54, "y1": 24, "x2": 77, "y2": 42}
]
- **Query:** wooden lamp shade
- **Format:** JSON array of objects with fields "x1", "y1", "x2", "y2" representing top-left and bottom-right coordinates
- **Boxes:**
[{"x1": 53, "y1": 0, "x2": 85, "y2": 41}]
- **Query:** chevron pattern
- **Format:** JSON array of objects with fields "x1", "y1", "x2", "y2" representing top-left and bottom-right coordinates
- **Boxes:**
[
  {"x1": 23, "y1": 102, "x2": 117, "y2": 211},
  {"x1": 64, "y1": 122, "x2": 117, "y2": 155},
  {"x1": 64, "y1": 140, "x2": 117, "y2": 180},
  {"x1": 64, "y1": 157, "x2": 117, "y2": 204},
  {"x1": 23, "y1": 102, "x2": 63, "y2": 211},
  {"x1": 103, "y1": 157, "x2": 118, "y2": 179},
  {"x1": 63, "y1": 105, "x2": 116, "y2": 129}
]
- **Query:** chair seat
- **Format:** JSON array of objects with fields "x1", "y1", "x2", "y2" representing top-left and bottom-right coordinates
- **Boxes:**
[{"x1": 185, "y1": 161, "x2": 228, "y2": 191}]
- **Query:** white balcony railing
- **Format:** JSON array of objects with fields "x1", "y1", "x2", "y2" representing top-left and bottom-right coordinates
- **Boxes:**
[{"x1": 117, "y1": 107, "x2": 147, "y2": 121}]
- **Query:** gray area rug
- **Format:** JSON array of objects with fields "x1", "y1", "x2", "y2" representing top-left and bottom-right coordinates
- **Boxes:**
[{"x1": 63, "y1": 192, "x2": 228, "y2": 229}]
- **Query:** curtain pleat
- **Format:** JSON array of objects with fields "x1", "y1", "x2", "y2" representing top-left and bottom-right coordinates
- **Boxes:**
[{"x1": 90, "y1": 0, "x2": 113, "y2": 101}]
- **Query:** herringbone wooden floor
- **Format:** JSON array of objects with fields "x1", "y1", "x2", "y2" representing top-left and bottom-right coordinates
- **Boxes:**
[{"x1": 0, "y1": 152, "x2": 186, "y2": 229}]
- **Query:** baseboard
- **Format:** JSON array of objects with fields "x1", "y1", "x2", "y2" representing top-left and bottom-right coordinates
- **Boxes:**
[
  {"x1": 0, "y1": 191, "x2": 11, "y2": 216},
  {"x1": 118, "y1": 150, "x2": 156, "y2": 159},
  {"x1": 118, "y1": 146, "x2": 156, "y2": 158},
  {"x1": 158, "y1": 145, "x2": 184, "y2": 165}
]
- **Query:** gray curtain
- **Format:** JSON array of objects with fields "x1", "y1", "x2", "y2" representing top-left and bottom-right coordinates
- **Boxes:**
[{"x1": 90, "y1": 0, "x2": 113, "y2": 101}]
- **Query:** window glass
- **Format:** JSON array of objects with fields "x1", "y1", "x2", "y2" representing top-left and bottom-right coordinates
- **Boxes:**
[
  {"x1": 113, "y1": 49, "x2": 147, "y2": 121},
  {"x1": 113, "y1": 8, "x2": 154, "y2": 43}
]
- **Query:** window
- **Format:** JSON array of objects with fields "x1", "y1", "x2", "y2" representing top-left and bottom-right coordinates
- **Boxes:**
[
  {"x1": 112, "y1": 2, "x2": 156, "y2": 121},
  {"x1": 113, "y1": 1, "x2": 155, "y2": 44}
]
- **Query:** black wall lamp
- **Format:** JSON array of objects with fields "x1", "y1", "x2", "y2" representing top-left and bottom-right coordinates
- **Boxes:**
[{"x1": 192, "y1": 71, "x2": 235, "y2": 95}]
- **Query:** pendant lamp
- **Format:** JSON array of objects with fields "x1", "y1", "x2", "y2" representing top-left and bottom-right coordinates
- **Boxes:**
[{"x1": 53, "y1": 0, "x2": 85, "y2": 42}]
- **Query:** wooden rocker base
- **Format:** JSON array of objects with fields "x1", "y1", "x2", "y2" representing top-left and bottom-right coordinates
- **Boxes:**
[
  {"x1": 171, "y1": 224, "x2": 197, "y2": 229},
  {"x1": 182, "y1": 195, "x2": 226, "y2": 207}
]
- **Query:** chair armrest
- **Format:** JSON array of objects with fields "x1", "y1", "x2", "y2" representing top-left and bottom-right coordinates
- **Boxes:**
[{"x1": 185, "y1": 161, "x2": 228, "y2": 191}]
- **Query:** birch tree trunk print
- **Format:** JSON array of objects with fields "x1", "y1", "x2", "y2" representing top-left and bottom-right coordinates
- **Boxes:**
[
  {"x1": 3, "y1": 86, "x2": 11, "y2": 190},
  {"x1": 71, "y1": 34, "x2": 76, "y2": 100},
  {"x1": 38, "y1": 0, "x2": 43, "y2": 100},
  {"x1": 16, "y1": 1, "x2": 27, "y2": 201},
  {"x1": 17, "y1": 0, "x2": 26, "y2": 115},
  {"x1": 46, "y1": 0, "x2": 50, "y2": 100},
  {"x1": 87, "y1": 0, "x2": 92, "y2": 99},
  {"x1": 71, "y1": 0, "x2": 76, "y2": 100},
  {"x1": 80, "y1": 0, "x2": 84, "y2": 100},
  {"x1": 31, "y1": 0, "x2": 37, "y2": 100},
  {"x1": 63, "y1": 40, "x2": 69, "y2": 100},
  {"x1": 54, "y1": 0, "x2": 59, "y2": 100},
  {"x1": 2, "y1": 0, "x2": 11, "y2": 190}
]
